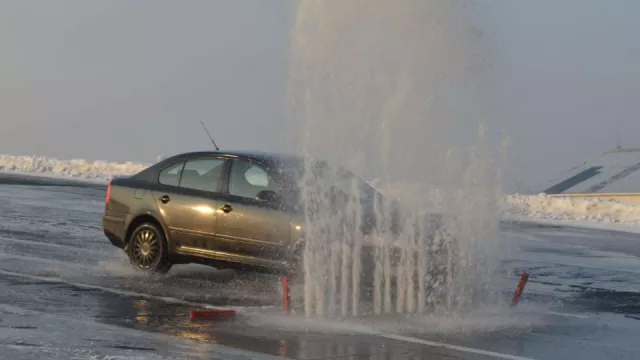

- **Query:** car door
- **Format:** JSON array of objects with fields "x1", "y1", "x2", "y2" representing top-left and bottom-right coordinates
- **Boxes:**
[
  {"x1": 214, "y1": 158, "x2": 293, "y2": 262},
  {"x1": 152, "y1": 156, "x2": 229, "y2": 252}
]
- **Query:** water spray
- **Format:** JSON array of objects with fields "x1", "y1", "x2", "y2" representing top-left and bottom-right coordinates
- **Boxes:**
[{"x1": 285, "y1": 0, "x2": 504, "y2": 319}]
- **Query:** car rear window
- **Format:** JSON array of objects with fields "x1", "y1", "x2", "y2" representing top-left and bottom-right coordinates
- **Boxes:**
[{"x1": 158, "y1": 162, "x2": 184, "y2": 187}]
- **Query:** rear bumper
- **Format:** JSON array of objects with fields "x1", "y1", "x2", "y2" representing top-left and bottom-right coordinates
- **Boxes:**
[
  {"x1": 103, "y1": 213, "x2": 127, "y2": 249},
  {"x1": 104, "y1": 231, "x2": 125, "y2": 249}
]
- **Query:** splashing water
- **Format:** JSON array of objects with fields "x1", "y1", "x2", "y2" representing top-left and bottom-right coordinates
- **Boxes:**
[{"x1": 284, "y1": 0, "x2": 507, "y2": 319}]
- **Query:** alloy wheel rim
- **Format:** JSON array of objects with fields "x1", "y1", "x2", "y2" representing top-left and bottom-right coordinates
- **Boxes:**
[{"x1": 132, "y1": 229, "x2": 160, "y2": 268}]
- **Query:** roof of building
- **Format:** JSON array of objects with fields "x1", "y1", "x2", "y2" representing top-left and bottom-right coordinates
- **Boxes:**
[{"x1": 542, "y1": 147, "x2": 640, "y2": 194}]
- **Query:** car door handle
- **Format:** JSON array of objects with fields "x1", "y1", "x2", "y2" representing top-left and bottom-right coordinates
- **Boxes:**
[
  {"x1": 220, "y1": 204, "x2": 233, "y2": 213},
  {"x1": 159, "y1": 195, "x2": 170, "y2": 204}
]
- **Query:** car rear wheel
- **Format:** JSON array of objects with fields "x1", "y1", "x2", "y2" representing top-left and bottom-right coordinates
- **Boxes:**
[{"x1": 127, "y1": 223, "x2": 172, "y2": 274}]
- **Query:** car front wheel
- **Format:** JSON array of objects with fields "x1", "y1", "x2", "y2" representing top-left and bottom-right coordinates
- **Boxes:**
[{"x1": 127, "y1": 223, "x2": 172, "y2": 274}]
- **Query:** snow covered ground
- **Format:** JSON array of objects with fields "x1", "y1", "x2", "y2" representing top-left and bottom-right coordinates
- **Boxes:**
[
  {"x1": 2, "y1": 154, "x2": 640, "y2": 233},
  {"x1": 0, "y1": 154, "x2": 150, "y2": 183},
  {"x1": 503, "y1": 194, "x2": 640, "y2": 234},
  {"x1": 505, "y1": 194, "x2": 640, "y2": 224}
]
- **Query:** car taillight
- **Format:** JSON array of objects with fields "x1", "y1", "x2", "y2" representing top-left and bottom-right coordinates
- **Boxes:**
[{"x1": 106, "y1": 181, "x2": 112, "y2": 205}]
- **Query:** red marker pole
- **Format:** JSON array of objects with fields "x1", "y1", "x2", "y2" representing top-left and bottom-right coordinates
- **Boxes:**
[
  {"x1": 282, "y1": 276, "x2": 290, "y2": 314},
  {"x1": 511, "y1": 271, "x2": 529, "y2": 308}
]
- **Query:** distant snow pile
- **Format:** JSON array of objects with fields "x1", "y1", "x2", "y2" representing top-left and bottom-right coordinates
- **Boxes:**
[
  {"x1": 2, "y1": 154, "x2": 640, "y2": 230},
  {"x1": 0, "y1": 155, "x2": 150, "y2": 182},
  {"x1": 504, "y1": 194, "x2": 640, "y2": 225},
  {"x1": 370, "y1": 180, "x2": 640, "y2": 226}
]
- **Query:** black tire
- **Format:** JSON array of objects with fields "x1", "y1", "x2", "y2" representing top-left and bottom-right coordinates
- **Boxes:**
[{"x1": 127, "y1": 223, "x2": 172, "y2": 274}]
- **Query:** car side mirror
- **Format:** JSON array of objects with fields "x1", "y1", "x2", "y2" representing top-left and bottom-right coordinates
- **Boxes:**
[{"x1": 256, "y1": 190, "x2": 280, "y2": 204}]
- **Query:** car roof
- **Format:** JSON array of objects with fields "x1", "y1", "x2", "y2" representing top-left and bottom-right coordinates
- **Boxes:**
[
  {"x1": 131, "y1": 149, "x2": 307, "y2": 182},
  {"x1": 162, "y1": 149, "x2": 306, "y2": 168}
]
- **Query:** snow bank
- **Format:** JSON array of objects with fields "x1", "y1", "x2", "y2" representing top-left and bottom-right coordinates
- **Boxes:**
[
  {"x1": 504, "y1": 194, "x2": 640, "y2": 225},
  {"x1": 0, "y1": 155, "x2": 150, "y2": 182},
  {"x1": 2, "y1": 154, "x2": 640, "y2": 232}
]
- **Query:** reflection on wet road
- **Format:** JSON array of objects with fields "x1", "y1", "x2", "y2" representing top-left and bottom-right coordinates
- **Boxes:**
[{"x1": 2, "y1": 180, "x2": 640, "y2": 359}]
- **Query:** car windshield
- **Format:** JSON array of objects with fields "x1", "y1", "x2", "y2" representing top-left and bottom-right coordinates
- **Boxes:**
[{"x1": 274, "y1": 158, "x2": 375, "y2": 203}]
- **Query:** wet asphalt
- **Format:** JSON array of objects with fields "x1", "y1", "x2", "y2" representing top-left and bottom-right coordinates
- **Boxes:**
[{"x1": 1, "y1": 175, "x2": 640, "y2": 359}]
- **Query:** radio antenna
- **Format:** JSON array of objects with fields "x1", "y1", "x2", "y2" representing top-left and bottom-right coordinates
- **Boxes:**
[{"x1": 199, "y1": 121, "x2": 220, "y2": 151}]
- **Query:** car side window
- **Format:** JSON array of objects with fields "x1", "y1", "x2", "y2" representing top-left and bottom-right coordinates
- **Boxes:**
[
  {"x1": 158, "y1": 162, "x2": 185, "y2": 187},
  {"x1": 229, "y1": 159, "x2": 275, "y2": 199},
  {"x1": 179, "y1": 158, "x2": 225, "y2": 193}
]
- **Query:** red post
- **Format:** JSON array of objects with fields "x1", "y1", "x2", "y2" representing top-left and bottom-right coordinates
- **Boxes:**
[
  {"x1": 282, "y1": 276, "x2": 290, "y2": 314},
  {"x1": 511, "y1": 271, "x2": 529, "y2": 308}
]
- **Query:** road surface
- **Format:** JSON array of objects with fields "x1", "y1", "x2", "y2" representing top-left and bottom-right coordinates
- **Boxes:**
[{"x1": 1, "y1": 175, "x2": 640, "y2": 359}]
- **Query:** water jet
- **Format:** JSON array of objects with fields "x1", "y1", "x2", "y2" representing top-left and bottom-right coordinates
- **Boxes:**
[{"x1": 284, "y1": 0, "x2": 506, "y2": 319}]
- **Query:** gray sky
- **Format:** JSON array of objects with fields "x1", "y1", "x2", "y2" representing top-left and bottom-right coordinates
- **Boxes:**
[
  {"x1": 487, "y1": 0, "x2": 640, "y2": 191},
  {"x1": 0, "y1": 1, "x2": 292, "y2": 160},
  {"x1": 1, "y1": 1, "x2": 638, "y2": 191}
]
